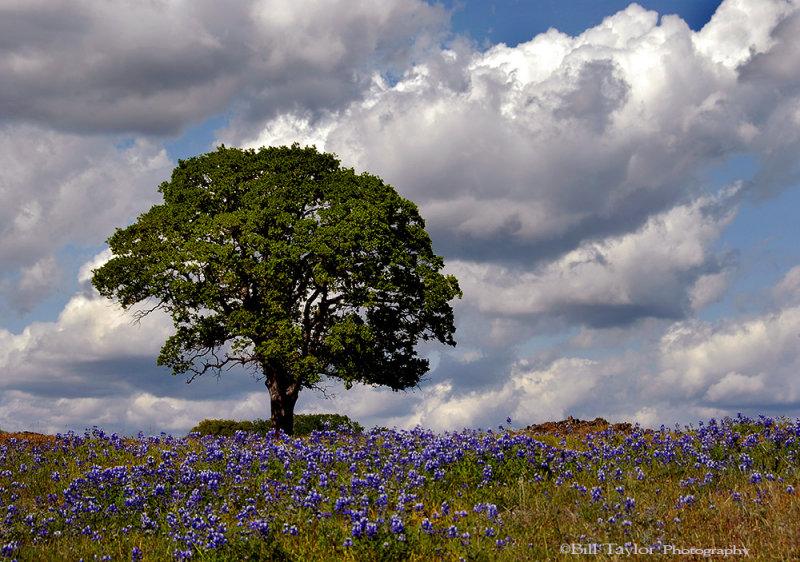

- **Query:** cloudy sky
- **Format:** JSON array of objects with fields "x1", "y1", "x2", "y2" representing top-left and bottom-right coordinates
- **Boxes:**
[{"x1": 3, "y1": 0, "x2": 800, "y2": 435}]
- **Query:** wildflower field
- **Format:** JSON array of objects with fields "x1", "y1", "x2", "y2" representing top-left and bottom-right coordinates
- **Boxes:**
[{"x1": 2, "y1": 414, "x2": 799, "y2": 561}]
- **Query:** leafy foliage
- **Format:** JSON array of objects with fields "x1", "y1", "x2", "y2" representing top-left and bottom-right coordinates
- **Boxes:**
[
  {"x1": 92, "y1": 144, "x2": 461, "y2": 434},
  {"x1": 252, "y1": 413, "x2": 364, "y2": 436},
  {"x1": 190, "y1": 419, "x2": 255, "y2": 437},
  {"x1": 191, "y1": 414, "x2": 364, "y2": 437}
]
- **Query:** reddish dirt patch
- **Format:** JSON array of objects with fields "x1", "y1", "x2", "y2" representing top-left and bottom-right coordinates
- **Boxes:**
[
  {"x1": 0, "y1": 431, "x2": 57, "y2": 447},
  {"x1": 524, "y1": 416, "x2": 636, "y2": 437}
]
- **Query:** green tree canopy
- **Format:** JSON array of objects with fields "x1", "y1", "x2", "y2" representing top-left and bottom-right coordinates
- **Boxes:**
[{"x1": 92, "y1": 145, "x2": 461, "y2": 435}]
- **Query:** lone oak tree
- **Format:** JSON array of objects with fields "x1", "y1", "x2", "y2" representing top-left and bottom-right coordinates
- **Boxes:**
[{"x1": 91, "y1": 145, "x2": 461, "y2": 435}]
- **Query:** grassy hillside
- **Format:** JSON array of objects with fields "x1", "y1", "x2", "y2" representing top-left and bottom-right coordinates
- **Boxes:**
[{"x1": 1, "y1": 414, "x2": 798, "y2": 560}]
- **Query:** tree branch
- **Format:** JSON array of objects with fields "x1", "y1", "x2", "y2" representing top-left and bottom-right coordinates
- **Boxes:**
[
  {"x1": 130, "y1": 301, "x2": 166, "y2": 325},
  {"x1": 184, "y1": 348, "x2": 259, "y2": 383}
]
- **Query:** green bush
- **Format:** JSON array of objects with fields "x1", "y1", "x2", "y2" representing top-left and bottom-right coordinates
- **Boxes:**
[
  {"x1": 294, "y1": 413, "x2": 363, "y2": 435},
  {"x1": 251, "y1": 414, "x2": 364, "y2": 436},
  {"x1": 249, "y1": 418, "x2": 273, "y2": 436},
  {"x1": 191, "y1": 414, "x2": 363, "y2": 437},
  {"x1": 190, "y1": 419, "x2": 254, "y2": 437}
]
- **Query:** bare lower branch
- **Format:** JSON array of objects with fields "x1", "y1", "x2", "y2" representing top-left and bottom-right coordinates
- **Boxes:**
[
  {"x1": 130, "y1": 301, "x2": 166, "y2": 326},
  {"x1": 184, "y1": 348, "x2": 259, "y2": 383}
]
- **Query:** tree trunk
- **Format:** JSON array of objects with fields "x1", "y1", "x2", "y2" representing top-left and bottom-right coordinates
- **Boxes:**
[{"x1": 264, "y1": 367, "x2": 300, "y2": 437}]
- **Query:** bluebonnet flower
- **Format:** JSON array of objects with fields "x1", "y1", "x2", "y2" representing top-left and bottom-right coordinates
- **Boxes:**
[
  {"x1": 1, "y1": 541, "x2": 20, "y2": 557},
  {"x1": 389, "y1": 514, "x2": 405, "y2": 534},
  {"x1": 248, "y1": 519, "x2": 270, "y2": 535},
  {"x1": 624, "y1": 497, "x2": 636, "y2": 513}
]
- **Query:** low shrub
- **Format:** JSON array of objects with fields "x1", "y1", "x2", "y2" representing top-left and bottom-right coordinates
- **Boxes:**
[
  {"x1": 292, "y1": 413, "x2": 363, "y2": 435},
  {"x1": 192, "y1": 413, "x2": 363, "y2": 437},
  {"x1": 189, "y1": 418, "x2": 254, "y2": 437}
]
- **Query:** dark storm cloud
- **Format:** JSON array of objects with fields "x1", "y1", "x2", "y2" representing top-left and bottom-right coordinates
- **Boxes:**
[
  {"x1": 737, "y1": 11, "x2": 800, "y2": 88},
  {"x1": 8, "y1": 357, "x2": 168, "y2": 399},
  {"x1": 554, "y1": 59, "x2": 631, "y2": 135},
  {"x1": 426, "y1": 181, "x2": 683, "y2": 268},
  {"x1": 0, "y1": 0, "x2": 448, "y2": 135},
  {"x1": 729, "y1": 8, "x2": 800, "y2": 201},
  {"x1": 430, "y1": 352, "x2": 516, "y2": 390},
  {"x1": 0, "y1": 129, "x2": 172, "y2": 314}
]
